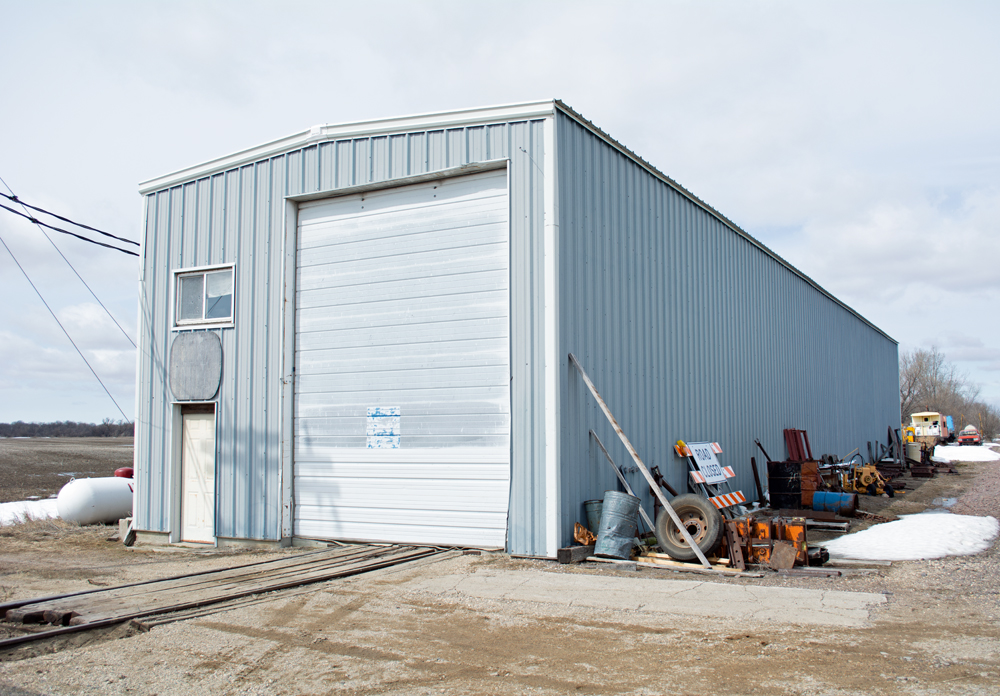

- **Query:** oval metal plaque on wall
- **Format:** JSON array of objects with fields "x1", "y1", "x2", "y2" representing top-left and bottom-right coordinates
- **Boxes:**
[{"x1": 169, "y1": 332, "x2": 222, "y2": 401}]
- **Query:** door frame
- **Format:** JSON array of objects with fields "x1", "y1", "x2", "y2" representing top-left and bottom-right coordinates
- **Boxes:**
[
  {"x1": 170, "y1": 401, "x2": 218, "y2": 544},
  {"x1": 279, "y1": 160, "x2": 511, "y2": 544}
]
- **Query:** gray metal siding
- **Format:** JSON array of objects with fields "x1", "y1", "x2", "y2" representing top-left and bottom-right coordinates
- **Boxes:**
[
  {"x1": 555, "y1": 111, "x2": 899, "y2": 548},
  {"x1": 135, "y1": 120, "x2": 548, "y2": 551}
]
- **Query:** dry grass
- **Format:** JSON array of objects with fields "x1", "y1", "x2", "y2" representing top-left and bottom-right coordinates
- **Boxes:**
[{"x1": 0, "y1": 515, "x2": 115, "y2": 548}]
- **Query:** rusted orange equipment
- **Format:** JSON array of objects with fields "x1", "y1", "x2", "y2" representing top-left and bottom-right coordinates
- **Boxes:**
[{"x1": 720, "y1": 516, "x2": 808, "y2": 570}]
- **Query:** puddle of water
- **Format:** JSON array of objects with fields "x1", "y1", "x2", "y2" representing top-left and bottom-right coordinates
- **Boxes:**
[{"x1": 932, "y1": 497, "x2": 959, "y2": 508}]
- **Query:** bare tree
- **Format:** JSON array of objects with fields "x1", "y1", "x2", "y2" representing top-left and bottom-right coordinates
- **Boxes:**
[{"x1": 899, "y1": 346, "x2": 998, "y2": 439}]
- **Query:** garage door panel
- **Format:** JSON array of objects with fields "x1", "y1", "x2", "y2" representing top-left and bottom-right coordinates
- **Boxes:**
[
  {"x1": 294, "y1": 169, "x2": 510, "y2": 547},
  {"x1": 294, "y1": 517, "x2": 506, "y2": 547},
  {"x1": 296, "y1": 269, "x2": 508, "y2": 309},
  {"x1": 297, "y1": 175, "x2": 507, "y2": 226},
  {"x1": 296, "y1": 365, "x2": 509, "y2": 396},
  {"x1": 296, "y1": 320, "x2": 506, "y2": 352},
  {"x1": 295, "y1": 414, "x2": 510, "y2": 440},
  {"x1": 295, "y1": 390, "x2": 510, "y2": 419},
  {"x1": 298, "y1": 347, "x2": 509, "y2": 378},
  {"x1": 297, "y1": 244, "x2": 506, "y2": 291},
  {"x1": 296, "y1": 294, "x2": 507, "y2": 333},
  {"x1": 293, "y1": 460, "x2": 510, "y2": 478},
  {"x1": 299, "y1": 205, "x2": 507, "y2": 251},
  {"x1": 297, "y1": 339, "x2": 507, "y2": 372},
  {"x1": 295, "y1": 478, "x2": 509, "y2": 511},
  {"x1": 296, "y1": 318, "x2": 507, "y2": 351}
]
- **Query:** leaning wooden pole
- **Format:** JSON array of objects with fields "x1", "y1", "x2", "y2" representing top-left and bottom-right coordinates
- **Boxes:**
[{"x1": 569, "y1": 353, "x2": 713, "y2": 569}]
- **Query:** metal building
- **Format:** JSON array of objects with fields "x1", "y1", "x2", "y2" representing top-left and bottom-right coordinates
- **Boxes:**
[{"x1": 134, "y1": 100, "x2": 899, "y2": 557}]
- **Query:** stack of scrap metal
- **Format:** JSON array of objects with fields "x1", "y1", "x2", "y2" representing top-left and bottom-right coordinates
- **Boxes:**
[
  {"x1": 875, "y1": 427, "x2": 907, "y2": 484},
  {"x1": 909, "y1": 441, "x2": 937, "y2": 478},
  {"x1": 759, "y1": 430, "x2": 857, "y2": 520}
]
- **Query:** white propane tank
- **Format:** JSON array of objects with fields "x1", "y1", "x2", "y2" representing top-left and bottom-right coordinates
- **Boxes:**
[{"x1": 56, "y1": 477, "x2": 134, "y2": 525}]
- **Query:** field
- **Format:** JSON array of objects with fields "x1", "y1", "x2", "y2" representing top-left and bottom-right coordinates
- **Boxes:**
[
  {"x1": 0, "y1": 438, "x2": 134, "y2": 504},
  {"x1": 0, "y1": 439, "x2": 998, "y2": 695}
]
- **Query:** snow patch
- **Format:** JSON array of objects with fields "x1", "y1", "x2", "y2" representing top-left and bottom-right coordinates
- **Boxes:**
[
  {"x1": 0, "y1": 499, "x2": 60, "y2": 526},
  {"x1": 820, "y1": 512, "x2": 999, "y2": 561},
  {"x1": 932, "y1": 444, "x2": 1000, "y2": 462}
]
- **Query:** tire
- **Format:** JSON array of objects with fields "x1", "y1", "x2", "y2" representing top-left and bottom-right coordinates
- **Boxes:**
[
  {"x1": 885, "y1": 484, "x2": 895, "y2": 498},
  {"x1": 866, "y1": 482, "x2": 878, "y2": 497},
  {"x1": 655, "y1": 494, "x2": 724, "y2": 561}
]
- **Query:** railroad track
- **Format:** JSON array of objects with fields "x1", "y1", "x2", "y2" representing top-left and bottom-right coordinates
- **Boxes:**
[{"x1": 0, "y1": 543, "x2": 440, "y2": 650}]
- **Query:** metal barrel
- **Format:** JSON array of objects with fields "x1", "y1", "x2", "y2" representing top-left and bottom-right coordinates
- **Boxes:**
[
  {"x1": 594, "y1": 490, "x2": 640, "y2": 559},
  {"x1": 812, "y1": 491, "x2": 858, "y2": 517},
  {"x1": 767, "y1": 460, "x2": 802, "y2": 509},
  {"x1": 583, "y1": 500, "x2": 604, "y2": 535}
]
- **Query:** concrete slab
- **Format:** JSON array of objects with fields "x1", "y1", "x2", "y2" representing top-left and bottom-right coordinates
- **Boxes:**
[{"x1": 407, "y1": 568, "x2": 886, "y2": 627}]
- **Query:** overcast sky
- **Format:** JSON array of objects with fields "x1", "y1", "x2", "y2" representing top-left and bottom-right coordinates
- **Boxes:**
[{"x1": 1, "y1": 0, "x2": 998, "y2": 424}]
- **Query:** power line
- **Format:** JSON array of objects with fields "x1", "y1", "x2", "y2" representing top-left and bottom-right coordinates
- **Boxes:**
[
  {"x1": 0, "y1": 202, "x2": 138, "y2": 256},
  {"x1": 0, "y1": 191, "x2": 138, "y2": 246},
  {"x1": 0, "y1": 231, "x2": 132, "y2": 424},
  {"x1": 0, "y1": 176, "x2": 136, "y2": 348}
]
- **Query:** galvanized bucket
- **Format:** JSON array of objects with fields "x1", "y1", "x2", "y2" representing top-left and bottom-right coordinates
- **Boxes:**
[
  {"x1": 812, "y1": 491, "x2": 858, "y2": 516},
  {"x1": 583, "y1": 500, "x2": 604, "y2": 535},
  {"x1": 594, "y1": 490, "x2": 640, "y2": 559}
]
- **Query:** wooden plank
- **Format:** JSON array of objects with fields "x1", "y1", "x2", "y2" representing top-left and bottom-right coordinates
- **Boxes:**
[
  {"x1": 58, "y1": 548, "x2": 413, "y2": 623},
  {"x1": 20, "y1": 548, "x2": 381, "y2": 623},
  {"x1": 634, "y1": 560, "x2": 763, "y2": 578},
  {"x1": 584, "y1": 557, "x2": 638, "y2": 571},
  {"x1": 776, "y1": 568, "x2": 842, "y2": 577},
  {"x1": 557, "y1": 545, "x2": 595, "y2": 564},
  {"x1": 569, "y1": 354, "x2": 713, "y2": 569},
  {"x1": 65, "y1": 547, "x2": 436, "y2": 626},
  {"x1": 11, "y1": 546, "x2": 428, "y2": 627}
]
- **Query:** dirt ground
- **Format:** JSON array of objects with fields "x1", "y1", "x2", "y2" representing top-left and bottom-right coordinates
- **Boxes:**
[
  {"x1": 0, "y1": 443, "x2": 998, "y2": 695},
  {"x1": 0, "y1": 438, "x2": 134, "y2": 503}
]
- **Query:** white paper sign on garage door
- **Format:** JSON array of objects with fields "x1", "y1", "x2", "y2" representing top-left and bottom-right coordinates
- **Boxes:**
[{"x1": 293, "y1": 169, "x2": 510, "y2": 547}]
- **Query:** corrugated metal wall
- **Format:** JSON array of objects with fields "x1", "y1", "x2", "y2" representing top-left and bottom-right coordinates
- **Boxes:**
[
  {"x1": 555, "y1": 111, "x2": 899, "y2": 548},
  {"x1": 136, "y1": 119, "x2": 549, "y2": 548}
]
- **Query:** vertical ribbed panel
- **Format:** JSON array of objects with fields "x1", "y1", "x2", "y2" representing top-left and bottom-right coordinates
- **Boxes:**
[
  {"x1": 555, "y1": 112, "x2": 899, "y2": 548},
  {"x1": 136, "y1": 118, "x2": 548, "y2": 550}
]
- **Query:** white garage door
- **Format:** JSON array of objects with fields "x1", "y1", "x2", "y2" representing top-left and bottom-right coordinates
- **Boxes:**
[{"x1": 294, "y1": 169, "x2": 510, "y2": 547}]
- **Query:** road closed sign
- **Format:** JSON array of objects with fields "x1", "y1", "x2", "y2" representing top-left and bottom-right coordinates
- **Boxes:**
[{"x1": 687, "y1": 442, "x2": 727, "y2": 484}]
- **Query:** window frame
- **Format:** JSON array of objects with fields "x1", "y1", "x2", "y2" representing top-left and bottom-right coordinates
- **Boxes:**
[{"x1": 171, "y1": 263, "x2": 236, "y2": 330}]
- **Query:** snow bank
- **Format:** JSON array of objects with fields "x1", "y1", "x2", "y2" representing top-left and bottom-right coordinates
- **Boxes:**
[
  {"x1": 0, "y1": 499, "x2": 59, "y2": 526},
  {"x1": 820, "y1": 512, "x2": 999, "y2": 561},
  {"x1": 932, "y1": 444, "x2": 1000, "y2": 462}
]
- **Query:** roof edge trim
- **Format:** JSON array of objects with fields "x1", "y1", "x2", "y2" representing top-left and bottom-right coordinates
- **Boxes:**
[{"x1": 138, "y1": 100, "x2": 556, "y2": 194}]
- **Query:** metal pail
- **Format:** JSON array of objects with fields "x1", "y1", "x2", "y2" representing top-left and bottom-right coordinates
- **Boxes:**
[
  {"x1": 594, "y1": 490, "x2": 640, "y2": 559},
  {"x1": 812, "y1": 491, "x2": 857, "y2": 517},
  {"x1": 584, "y1": 500, "x2": 604, "y2": 535}
]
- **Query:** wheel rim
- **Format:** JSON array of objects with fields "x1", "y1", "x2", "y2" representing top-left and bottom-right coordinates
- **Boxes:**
[{"x1": 667, "y1": 510, "x2": 708, "y2": 549}]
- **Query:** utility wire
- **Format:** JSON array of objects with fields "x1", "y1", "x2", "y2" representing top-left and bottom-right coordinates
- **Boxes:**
[
  {"x1": 0, "y1": 176, "x2": 136, "y2": 348},
  {"x1": 0, "y1": 232, "x2": 132, "y2": 424},
  {"x1": 0, "y1": 191, "x2": 139, "y2": 246},
  {"x1": 0, "y1": 202, "x2": 139, "y2": 256}
]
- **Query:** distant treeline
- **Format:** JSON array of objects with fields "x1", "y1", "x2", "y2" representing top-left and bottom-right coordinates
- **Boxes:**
[{"x1": 0, "y1": 419, "x2": 134, "y2": 438}]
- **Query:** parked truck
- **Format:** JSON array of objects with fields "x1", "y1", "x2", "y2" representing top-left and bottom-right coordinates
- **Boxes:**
[
  {"x1": 958, "y1": 425, "x2": 982, "y2": 446},
  {"x1": 909, "y1": 411, "x2": 951, "y2": 446}
]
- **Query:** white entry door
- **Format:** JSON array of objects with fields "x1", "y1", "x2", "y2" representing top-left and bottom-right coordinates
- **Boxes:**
[
  {"x1": 181, "y1": 410, "x2": 216, "y2": 543},
  {"x1": 294, "y1": 169, "x2": 511, "y2": 547}
]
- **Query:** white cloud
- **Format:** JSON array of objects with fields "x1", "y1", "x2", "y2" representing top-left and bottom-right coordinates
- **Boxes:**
[{"x1": 3, "y1": 0, "x2": 1000, "y2": 419}]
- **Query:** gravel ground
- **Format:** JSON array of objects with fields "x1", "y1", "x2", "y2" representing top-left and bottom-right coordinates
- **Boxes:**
[{"x1": 0, "y1": 456, "x2": 997, "y2": 695}]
